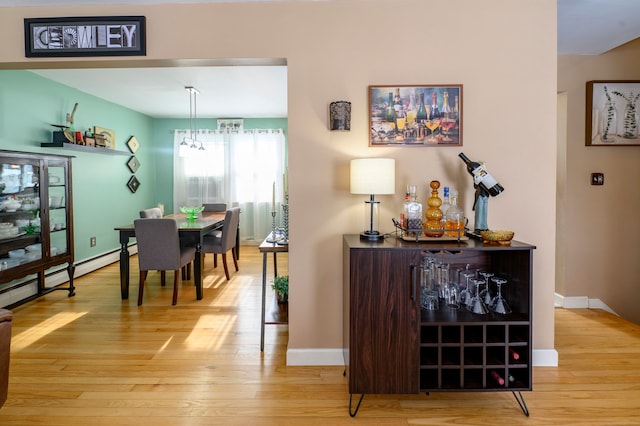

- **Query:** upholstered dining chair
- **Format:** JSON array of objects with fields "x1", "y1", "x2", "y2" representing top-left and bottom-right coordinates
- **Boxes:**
[
  {"x1": 203, "y1": 203, "x2": 227, "y2": 212},
  {"x1": 138, "y1": 207, "x2": 192, "y2": 279},
  {"x1": 139, "y1": 207, "x2": 162, "y2": 218},
  {"x1": 134, "y1": 218, "x2": 196, "y2": 305},
  {"x1": 202, "y1": 207, "x2": 240, "y2": 280}
]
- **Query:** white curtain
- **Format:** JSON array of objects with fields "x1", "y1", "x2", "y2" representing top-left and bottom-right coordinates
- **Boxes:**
[{"x1": 173, "y1": 128, "x2": 286, "y2": 244}]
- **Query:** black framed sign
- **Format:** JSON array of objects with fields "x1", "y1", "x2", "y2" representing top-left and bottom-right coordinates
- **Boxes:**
[{"x1": 24, "y1": 16, "x2": 146, "y2": 58}]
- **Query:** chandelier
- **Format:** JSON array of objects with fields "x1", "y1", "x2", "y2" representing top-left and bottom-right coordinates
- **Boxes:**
[{"x1": 180, "y1": 86, "x2": 205, "y2": 151}]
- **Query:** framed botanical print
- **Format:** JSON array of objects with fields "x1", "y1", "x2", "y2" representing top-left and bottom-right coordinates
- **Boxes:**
[{"x1": 586, "y1": 80, "x2": 640, "y2": 146}]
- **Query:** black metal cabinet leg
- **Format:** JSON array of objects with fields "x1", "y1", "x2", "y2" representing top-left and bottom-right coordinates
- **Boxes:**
[
  {"x1": 349, "y1": 393, "x2": 365, "y2": 417},
  {"x1": 513, "y1": 391, "x2": 530, "y2": 416}
]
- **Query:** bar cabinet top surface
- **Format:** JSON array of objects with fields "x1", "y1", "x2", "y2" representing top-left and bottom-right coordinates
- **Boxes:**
[{"x1": 343, "y1": 234, "x2": 536, "y2": 251}]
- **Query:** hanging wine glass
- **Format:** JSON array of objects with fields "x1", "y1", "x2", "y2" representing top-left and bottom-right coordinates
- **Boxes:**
[
  {"x1": 490, "y1": 277, "x2": 511, "y2": 314},
  {"x1": 459, "y1": 271, "x2": 474, "y2": 308},
  {"x1": 468, "y1": 278, "x2": 488, "y2": 315},
  {"x1": 478, "y1": 271, "x2": 494, "y2": 306}
]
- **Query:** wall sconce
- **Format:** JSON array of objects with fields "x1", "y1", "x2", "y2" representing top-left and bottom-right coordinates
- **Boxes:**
[
  {"x1": 350, "y1": 158, "x2": 395, "y2": 241},
  {"x1": 329, "y1": 101, "x2": 351, "y2": 131}
]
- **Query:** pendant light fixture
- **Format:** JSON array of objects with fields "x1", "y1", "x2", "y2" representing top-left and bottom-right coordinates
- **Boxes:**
[{"x1": 185, "y1": 86, "x2": 205, "y2": 151}]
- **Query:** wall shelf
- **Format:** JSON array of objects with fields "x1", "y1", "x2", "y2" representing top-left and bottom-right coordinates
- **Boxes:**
[{"x1": 40, "y1": 142, "x2": 129, "y2": 156}]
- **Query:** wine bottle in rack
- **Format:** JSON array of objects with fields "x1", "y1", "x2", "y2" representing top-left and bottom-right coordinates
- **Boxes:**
[
  {"x1": 490, "y1": 370, "x2": 505, "y2": 386},
  {"x1": 458, "y1": 152, "x2": 504, "y2": 197},
  {"x1": 509, "y1": 348, "x2": 520, "y2": 361}
]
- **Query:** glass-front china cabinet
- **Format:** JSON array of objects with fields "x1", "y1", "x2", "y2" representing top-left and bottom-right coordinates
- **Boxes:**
[{"x1": 0, "y1": 150, "x2": 75, "y2": 308}]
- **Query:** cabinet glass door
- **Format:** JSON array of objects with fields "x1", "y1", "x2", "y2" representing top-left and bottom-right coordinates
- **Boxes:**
[
  {"x1": 47, "y1": 165, "x2": 67, "y2": 257},
  {"x1": 0, "y1": 160, "x2": 42, "y2": 272}
]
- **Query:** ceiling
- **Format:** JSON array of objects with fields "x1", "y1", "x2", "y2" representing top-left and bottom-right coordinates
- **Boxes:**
[{"x1": 7, "y1": 0, "x2": 640, "y2": 118}]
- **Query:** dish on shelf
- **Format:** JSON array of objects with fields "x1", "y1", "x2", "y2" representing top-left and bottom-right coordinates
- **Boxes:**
[
  {"x1": 480, "y1": 230, "x2": 515, "y2": 245},
  {"x1": 0, "y1": 226, "x2": 19, "y2": 238},
  {"x1": 0, "y1": 258, "x2": 21, "y2": 270},
  {"x1": 8, "y1": 249, "x2": 26, "y2": 258},
  {"x1": 26, "y1": 243, "x2": 42, "y2": 252},
  {"x1": 0, "y1": 231, "x2": 26, "y2": 240},
  {"x1": 1, "y1": 199, "x2": 21, "y2": 211}
]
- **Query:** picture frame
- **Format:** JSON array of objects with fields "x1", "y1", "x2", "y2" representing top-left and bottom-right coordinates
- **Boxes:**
[
  {"x1": 94, "y1": 126, "x2": 115, "y2": 149},
  {"x1": 127, "y1": 175, "x2": 140, "y2": 193},
  {"x1": 126, "y1": 156, "x2": 140, "y2": 173},
  {"x1": 586, "y1": 80, "x2": 640, "y2": 146},
  {"x1": 24, "y1": 16, "x2": 146, "y2": 58},
  {"x1": 369, "y1": 85, "x2": 462, "y2": 147},
  {"x1": 217, "y1": 119, "x2": 244, "y2": 131},
  {"x1": 126, "y1": 136, "x2": 140, "y2": 153}
]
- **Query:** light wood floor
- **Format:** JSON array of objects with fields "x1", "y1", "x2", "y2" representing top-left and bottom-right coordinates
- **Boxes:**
[{"x1": 1, "y1": 246, "x2": 640, "y2": 425}]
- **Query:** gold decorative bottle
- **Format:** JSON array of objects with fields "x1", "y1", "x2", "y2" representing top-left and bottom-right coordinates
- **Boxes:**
[{"x1": 424, "y1": 180, "x2": 444, "y2": 237}]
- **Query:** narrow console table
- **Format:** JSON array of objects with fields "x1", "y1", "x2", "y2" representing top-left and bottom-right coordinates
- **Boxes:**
[
  {"x1": 343, "y1": 234, "x2": 535, "y2": 416},
  {"x1": 259, "y1": 237, "x2": 288, "y2": 351}
]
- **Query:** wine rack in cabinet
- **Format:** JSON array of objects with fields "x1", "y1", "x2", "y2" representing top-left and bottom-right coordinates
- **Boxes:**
[
  {"x1": 0, "y1": 150, "x2": 75, "y2": 308},
  {"x1": 343, "y1": 234, "x2": 535, "y2": 417}
]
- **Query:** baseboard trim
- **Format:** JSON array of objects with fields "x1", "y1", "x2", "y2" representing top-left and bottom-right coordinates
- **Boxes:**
[
  {"x1": 46, "y1": 245, "x2": 138, "y2": 287},
  {"x1": 286, "y1": 348, "x2": 344, "y2": 366},
  {"x1": 554, "y1": 292, "x2": 618, "y2": 316},
  {"x1": 533, "y1": 349, "x2": 558, "y2": 366},
  {"x1": 287, "y1": 347, "x2": 558, "y2": 367}
]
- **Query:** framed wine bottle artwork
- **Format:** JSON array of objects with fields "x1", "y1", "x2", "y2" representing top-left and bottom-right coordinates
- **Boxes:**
[
  {"x1": 586, "y1": 80, "x2": 640, "y2": 146},
  {"x1": 369, "y1": 84, "x2": 463, "y2": 147}
]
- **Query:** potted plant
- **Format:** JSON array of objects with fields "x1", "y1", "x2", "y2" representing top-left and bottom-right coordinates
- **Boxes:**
[{"x1": 271, "y1": 275, "x2": 288, "y2": 303}]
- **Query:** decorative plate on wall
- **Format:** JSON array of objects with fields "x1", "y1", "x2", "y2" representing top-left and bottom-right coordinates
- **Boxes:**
[
  {"x1": 126, "y1": 136, "x2": 140, "y2": 153},
  {"x1": 127, "y1": 156, "x2": 140, "y2": 173},
  {"x1": 127, "y1": 175, "x2": 140, "y2": 193}
]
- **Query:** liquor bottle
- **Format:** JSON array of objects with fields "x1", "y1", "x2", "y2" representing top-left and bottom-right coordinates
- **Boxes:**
[
  {"x1": 385, "y1": 92, "x2": 397, "y2": 125},
  {"x1": 424, "y1": 180, "x2": 444, "y2": 237},
  {"x1": 406, "y1": 185, "x2": 423, "y2": 238},
  {"x1": 400, "y1": 187, "x2": 411, "y2": 231},
  {"x1": 490, "y1": 370, "x2": 505, "y2": 386},
  {"x1": 393, "y1": 88, "x2": 403, "y2": 112},
  {"x1": 416, "y1": 92, "x2": 428, "y2": 122},
  {"x1": 458, "y1": 152, "x2": 504, "y2": 197},
  {"x1": 440, "y1": 186, "x2": 451, "y2": 219},
  {"x1": 454, "y1": 95, "x2": 459, "y2": 117},
  {"x1": 430, "y1": 91, "x2": 440, "y2": 118},
  {"x1": 393, "y1": 88, "x2": 406, "y2": 134},
  {"x1": 441, "y1": 91, "x2": 452, "y2": 119},
  {"x1": 445, "y1": 189, "x2": 465, "y2": 238}
]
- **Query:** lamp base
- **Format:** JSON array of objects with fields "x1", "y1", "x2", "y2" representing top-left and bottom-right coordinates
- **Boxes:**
[{"x1": 360, "y1": 230, "x2": 385, "y2": 241}]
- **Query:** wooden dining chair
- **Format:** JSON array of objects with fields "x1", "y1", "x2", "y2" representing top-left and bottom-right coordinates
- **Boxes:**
[
  {"x1": 134, "y1": 218, "x2": 196, "y2": 305},
  {"x1": 202, "y1": 207, "x2": 240, "y2": 280}
]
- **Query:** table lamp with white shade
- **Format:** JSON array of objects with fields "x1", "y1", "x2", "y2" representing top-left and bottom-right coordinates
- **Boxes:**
[{"x1": 350, "y1": 158, "x2": 395, "y2": 241}]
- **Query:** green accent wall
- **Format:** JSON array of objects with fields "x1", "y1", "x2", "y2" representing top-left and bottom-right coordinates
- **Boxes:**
[
  {"x1": 153, "y1": 117, "x2": 288, "y2": 214},
  {"x1": 0, "y1": 70, "x2": 286, "y2": 265}
]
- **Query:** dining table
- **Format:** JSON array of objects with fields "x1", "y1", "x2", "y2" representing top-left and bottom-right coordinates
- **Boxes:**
[{"x1": 114, "y1": 211, "x2": 226, "y2": 301}]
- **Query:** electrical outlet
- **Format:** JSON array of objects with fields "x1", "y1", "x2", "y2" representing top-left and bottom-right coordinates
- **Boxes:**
[{"x1": 90, "y1": 237, "x2": 96, "y2": 247}]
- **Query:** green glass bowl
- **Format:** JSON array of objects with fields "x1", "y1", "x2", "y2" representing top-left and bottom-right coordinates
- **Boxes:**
[{"x1": 179, "y1": 206, "x2": 205, "y2": 220}]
